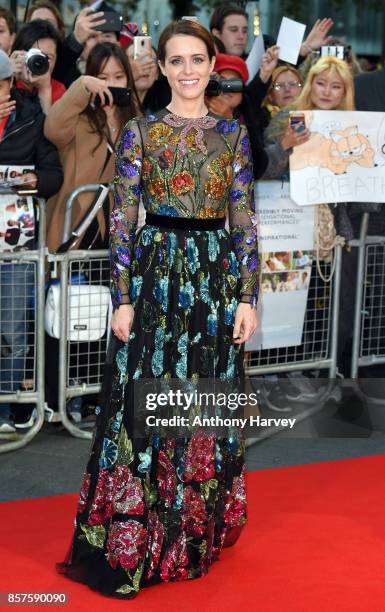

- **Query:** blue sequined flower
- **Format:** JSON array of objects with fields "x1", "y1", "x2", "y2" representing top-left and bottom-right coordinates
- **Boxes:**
[
  {"x1": 230, "y1": 189, "x2": 243, "y2": 202},
  {"x1": 116, "y1": 345, "x2": 128, "y2": 381},
  {"x1": 151, "y1": 349, "x2": 164, "y2": 376},
  {"x1": 153, "y1": 277, "x2": 169, "y2": 311},
  {"x1": 199, "y1": 274, "x2": 210, "y2": 303},
  {"x1": 186, "y1": 237, "x2": 200, "y2": 274},
  {"x1": 207, "y1": 313, "x2": 218, "y2": 336},
  {"x1": 99, "y1": 438, "x2": 118, "y2": 469},
  {"x1": 173, "y1": 483, "x2": 184, "y2": 510},
  {"x1": 238, "y1": 167, "x2": 253, "y2": 185},
  {"x1": 228, "y1": 252, "x2": 239, "y2": 276},
  {"x1": 225, "y1": 300, "x2": 237, "y2": 325},
  {"x1": 118, "y1": 158, "x2": 140, "y2": 179},
  {"x1": 141, "y1": 226, "x2": 155, "y2": 246},
  {"x1": 110, "y1": 408, "x2": 123, "y2": 435},
  {"x1": 158, "y1": 204, "x2": 179, "y2": 217},
  {"x1": 208, "y1": 232, "x2": 220, "y2": 262},
  {"x1": 178, "y1": 332, "x2": 188, "y2": 354},
  {"x1": 176, "y1": 353, "x2": 187, "y2": 379},
  {"x1": 166, "y1": 232, "x2": 177, "y2": 266},
  {"x1": 226, "y1": 345, "x2": 236, "y2": 379},
  {"x1": 216, "y1": 119, "x2": 238, "y2": 134},
  {"x1": 178, "y1": 282, "x2": 195, "y2": 309},
  {"x1": 247, "y1": 254, "x2": 259, "y2": 272},
  {"x1": 122, "y1": 128, "x2": 136, "y2": 151},
  {"x1": 130, "y1": 275, "x2": 143, "y2": 301},
  {"x1": 138, "y1": 446, "x2": 152, "y2": 473},
  {"x1": 240, "y1": 135, "x2": 250, "y2": 156},
  {"x1": 116, "y1": 245, "x2": 130, "y2": 266}
]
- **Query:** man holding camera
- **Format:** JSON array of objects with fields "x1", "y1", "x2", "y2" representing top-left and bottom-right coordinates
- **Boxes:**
[{"x1": 53, "y1": 2, "x2": 121, "y2": 87}]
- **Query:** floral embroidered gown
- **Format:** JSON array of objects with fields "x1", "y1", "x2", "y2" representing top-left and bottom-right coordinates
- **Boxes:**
[{"x1": 57, "y1": 109, "x2": 259, "y2": 598}]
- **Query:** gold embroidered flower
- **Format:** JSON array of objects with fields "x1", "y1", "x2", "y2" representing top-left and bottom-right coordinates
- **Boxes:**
[
  {"x1": 142, "y1": 157, "x2": 153, "y2": 179},
  {"x1": 148, "y1": 177, "x2": 166, "y2": 199},
  {"x1": 171, "y1": 171, "x2": 194, "y2": 196},
  {"x1": 204, "y1": 175, "x2": 225, "y2": 200},
  {"x1": 148, "y1": 122, "x2": 174, "y2": 145}
]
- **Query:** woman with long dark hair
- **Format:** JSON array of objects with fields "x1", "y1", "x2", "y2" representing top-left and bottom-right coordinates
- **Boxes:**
[
  {"x1": 45, "y1": 42, "x2": 138, "y2": 252},
  {"x1": 57, "y1": 20, "x2": 258, "y2": 598}
]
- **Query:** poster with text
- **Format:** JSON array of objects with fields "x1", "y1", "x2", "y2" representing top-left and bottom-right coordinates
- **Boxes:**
[
  {"x1": 0, "y1": 165, "x2": 35, "y2": 251},
  {"x1": 290, "y1": 110, "x2": 385, "y2": 205},
  {"x1": 246, "y1": 180, "x2": 315, "y2": 351}
]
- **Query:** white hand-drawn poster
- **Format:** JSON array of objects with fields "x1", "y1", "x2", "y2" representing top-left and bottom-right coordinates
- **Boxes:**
[
  {"x1": 0, "y1": 166, "x2": 35, "y2": 251},
  {"x1": 290, "y1": 110, "x2": 385, "y2": 206},
  {"x1": 246, "y1": 180, "x2": 315, "y2": 351}
]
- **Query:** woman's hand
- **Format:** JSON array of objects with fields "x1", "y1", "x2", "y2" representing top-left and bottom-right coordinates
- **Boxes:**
[
  {"x1": 259, "y1": 45, "x2": 280, "y2": 83},
  {"x1": 300, "y1": 18, "x2": 334, "y2": 56},
  {"x1": 111, "y1": 304, "x2": 135, "y2": 343},
  {"x1": 0, "y1": 94, "x2": 16, "y2": 119},
  {"x1": 83, "y1": 75, "x2": 113, "y2": 107},
  {"x1": 233, "y1": 303, "x2": 258, "y2": 345},
  {"x1": 128, "y1": 53, "x2": 156, "y2": 82},
  {"x1": 281, "y1": 125, "x2": 311, "y2": 151},
  {"x1": 18, "y1": 172, "x2": 38, "y2": 189}
]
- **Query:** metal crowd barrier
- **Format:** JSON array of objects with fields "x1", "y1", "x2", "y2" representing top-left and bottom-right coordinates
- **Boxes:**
[
  {"x1": 246, "y1": 250, "x2": 342, "y2": 378},
  {"x1": 350, "y1": 213, "x2": 385, "y2": 394},
  {"x1": 0, "y1": 197, "x2": 46, "y2": 453}
]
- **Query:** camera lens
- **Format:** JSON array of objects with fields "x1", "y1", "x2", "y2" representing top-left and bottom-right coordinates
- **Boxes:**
[{"x1": 26, "y1": 49, "x2": 49, "y2": 76}]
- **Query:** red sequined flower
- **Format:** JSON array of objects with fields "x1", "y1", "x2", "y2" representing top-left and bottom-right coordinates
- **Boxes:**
[
  {"x1": 182, "y1": 486, "x2": 208, "y2": 537},
  {"x1": 160, "y1": 532, "x2": 189, "y2": 581},
  {"x1": 171, "y1": 171, "x2": 194, "y2": 196},
  {"x1": 156, "y1": 450, "x2": 177, "y2": 506},
  {"x1": 145, "y1": 510, "x2": 165, "y2": 580},
  {"x1": 112, "y1": 464, "x2": 145, "y2": 516},
  {"x1": 224, "y1": 468, "x2": 247, "y2": 527},
  {"x1": 106, "y1": 520, "x2": 147, "y2": 571},
  {"x1": 184, "y1": 432, "x2": 215, "y2": 482},
  {"x1": 88, "y1": 469, "x2": 113, "y2": 525},
  {"x1": 77, "y1": 472, "x2": 91, "y2": 514}
]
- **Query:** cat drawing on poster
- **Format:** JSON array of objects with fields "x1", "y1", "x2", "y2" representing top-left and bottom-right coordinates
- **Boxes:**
[{"x1": 291, "y1": 125, "x2": 375, "y2": 174}]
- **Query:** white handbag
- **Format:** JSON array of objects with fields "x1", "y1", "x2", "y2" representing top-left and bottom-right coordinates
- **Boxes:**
[{"x1": 45, "y1": 283, "x2": 112, "y2": 342}]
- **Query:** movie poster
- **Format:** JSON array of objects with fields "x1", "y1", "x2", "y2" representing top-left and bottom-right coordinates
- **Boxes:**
[{"x1": 246, "y1": 180, "x2": 315, "y2": 351}]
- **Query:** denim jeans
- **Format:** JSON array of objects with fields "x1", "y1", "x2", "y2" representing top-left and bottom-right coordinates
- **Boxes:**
[{"x1": 0, "y1": 263, "x2": 35, "y2": 422}]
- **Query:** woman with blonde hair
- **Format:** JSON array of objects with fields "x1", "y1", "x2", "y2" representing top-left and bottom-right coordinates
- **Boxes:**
[{"x1": 262, "y1": 55, "x2": 355, "y2": 180}]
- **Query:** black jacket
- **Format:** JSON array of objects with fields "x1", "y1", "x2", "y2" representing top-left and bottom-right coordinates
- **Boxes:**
[
  {"x1": 0, "y1": 88, "x2": 63, "y2": 199},
  {"x1": 355, "y1": 67, "x2": 385, "y2": 112}
]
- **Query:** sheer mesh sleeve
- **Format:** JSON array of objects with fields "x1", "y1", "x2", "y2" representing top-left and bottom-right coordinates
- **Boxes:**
[
  {"x1": 110, "y1": 119, "x2": 142, "y2": 310},
  {"x1": 228, "y1": 126, "x2": 259, "y2": 309}
]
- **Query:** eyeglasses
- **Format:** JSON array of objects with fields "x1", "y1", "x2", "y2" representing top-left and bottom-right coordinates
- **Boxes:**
[{"x1": 273, "y1": 81, "x2": 302, "y2": 91}]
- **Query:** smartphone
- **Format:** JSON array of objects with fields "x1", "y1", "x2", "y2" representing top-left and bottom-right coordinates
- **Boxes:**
[
  {"x1": 94, "y1": 86, "x2": 131, "y2": 107},
  {"x1": 289, "y1": 112, "x2": 306, "y2": 133},
  {"x1": 94, "y1": 11, "x2": 123, "y2": 33},
  {"x1": 133, "y1": 35, "x2": 152, "y2": 60}
]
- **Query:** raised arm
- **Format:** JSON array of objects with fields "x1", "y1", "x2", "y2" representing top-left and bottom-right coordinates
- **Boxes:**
[
  {"x1": 110, "y1": 119, "x2": 142, "y2": 311},
  {"x1": 228, "y1": 126, "x2": 259, "y2": 309}
]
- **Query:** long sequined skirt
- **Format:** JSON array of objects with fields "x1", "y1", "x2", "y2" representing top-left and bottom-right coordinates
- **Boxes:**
[{"x1": 57, "y1": 222, "x2": 247, "y2": 598}]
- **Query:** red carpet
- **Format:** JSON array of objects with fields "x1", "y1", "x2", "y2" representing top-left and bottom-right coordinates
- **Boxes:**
[{"x1": 1, "y1": 454, "x2": 385, "y2": 612}]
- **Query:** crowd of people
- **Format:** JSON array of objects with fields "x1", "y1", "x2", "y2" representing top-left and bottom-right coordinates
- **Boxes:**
[{"x1": 0, "y1": 1, "x2": 384, "y2": 434}]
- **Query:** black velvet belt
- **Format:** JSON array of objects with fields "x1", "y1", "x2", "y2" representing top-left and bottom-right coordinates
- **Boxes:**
[{"x1": 145, "y1": 212, "x2": 226, "y2": 231}]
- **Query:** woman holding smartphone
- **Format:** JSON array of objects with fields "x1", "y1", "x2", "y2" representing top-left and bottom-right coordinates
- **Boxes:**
[
  {"x1": 57, "y1": 20, "x2": 258, "y2": 598},
  {"x1": 45, "y1": 41, "x2": 137, "y2": 252}
]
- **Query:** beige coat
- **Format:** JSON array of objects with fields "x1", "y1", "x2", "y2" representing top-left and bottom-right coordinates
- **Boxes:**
[{"x1": 44, "y1": 77, "x2": 116, "y2": 252}]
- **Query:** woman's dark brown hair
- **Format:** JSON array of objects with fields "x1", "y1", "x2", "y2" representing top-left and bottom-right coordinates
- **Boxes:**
[
  {"x1": 157, "y1": 20, "x2": 216, "y2": 64},
  {"x1": 83, "y1": 42, "x2": 139, "y2": 153},
  {"x1": 27, "y1": 0, "x2": 66, "y2": 39}
]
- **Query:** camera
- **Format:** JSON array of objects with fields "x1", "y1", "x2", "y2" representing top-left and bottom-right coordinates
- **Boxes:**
[
  {"x1": 205, "y1": 76, "x2": 244, "y2": 97},
  {"x1": 320, "y1": 45, "x2": 350, "y2": 61},
  {"x1": 25, "y1": 48, "x2": 50, "y2": 76}
]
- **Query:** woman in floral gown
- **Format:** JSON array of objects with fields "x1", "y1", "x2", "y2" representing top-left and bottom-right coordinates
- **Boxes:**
[{"x1": 57, "y1": 20, "x2": 259, "y2": 598}]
